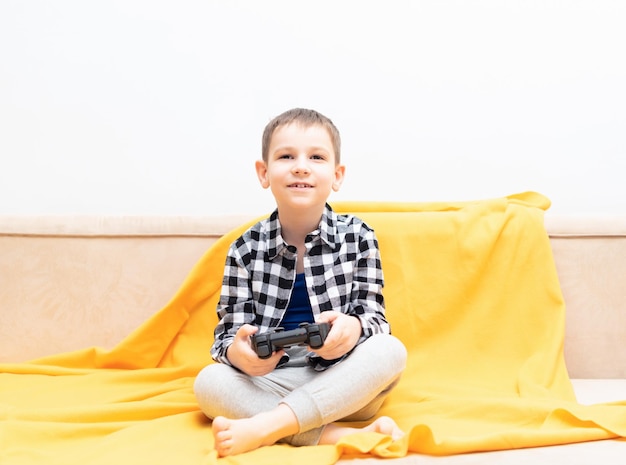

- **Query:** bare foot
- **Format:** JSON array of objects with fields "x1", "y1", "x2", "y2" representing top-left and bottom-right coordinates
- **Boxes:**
[
  {"x1": 211, "y1": 405, "x2": 299, "y2": 457},
  {"x1": 212, "y1": 416, "x2": 263, "y2": 456},
  {"x1": 319, "y1": 416, "x2": 405, "y2": 444},
  {"x1": 363, "y1": 416, "x2": 405, "y2": 440}
]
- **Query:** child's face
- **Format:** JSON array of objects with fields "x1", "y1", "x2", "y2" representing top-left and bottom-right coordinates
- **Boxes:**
[{"x1": 256, "y1": 123, "x2": 345, "y2": 213}]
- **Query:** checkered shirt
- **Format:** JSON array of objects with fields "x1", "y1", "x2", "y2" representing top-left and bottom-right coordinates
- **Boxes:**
[{"x1": 210, "y1": 203, "x2": 390, "y2": 371}]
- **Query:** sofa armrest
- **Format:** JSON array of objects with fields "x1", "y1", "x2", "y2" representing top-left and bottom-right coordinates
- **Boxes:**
[{"x1": 546, "y1": 214, "x2": 626, "y2": 378}]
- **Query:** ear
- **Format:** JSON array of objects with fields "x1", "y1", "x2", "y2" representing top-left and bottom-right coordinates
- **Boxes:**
[
  {"x1": 332, "y1": 164, "x2": 346, "y2": 192},
  {"x1": 255, "y1": 160, "x2": 270, "y2": 189}
]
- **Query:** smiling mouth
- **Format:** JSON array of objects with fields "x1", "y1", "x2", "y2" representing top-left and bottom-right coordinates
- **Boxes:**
[{"x1": 289, "y1": 183, "x2": 313, "y2": 188}]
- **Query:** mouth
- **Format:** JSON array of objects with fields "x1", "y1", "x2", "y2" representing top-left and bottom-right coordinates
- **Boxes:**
[{"x1": 288, "y1": 183, "x2": 313, "y2": 188}]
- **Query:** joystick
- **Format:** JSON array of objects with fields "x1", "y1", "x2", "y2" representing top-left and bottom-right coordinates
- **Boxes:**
[{"x1": 251, "y1": 322, "x2": 330, "y2": 359}]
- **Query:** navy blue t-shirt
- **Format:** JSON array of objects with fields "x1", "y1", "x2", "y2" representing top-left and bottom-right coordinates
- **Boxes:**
[{"x1": 280, "y1": 273, "x2": 315, "y2": 330}]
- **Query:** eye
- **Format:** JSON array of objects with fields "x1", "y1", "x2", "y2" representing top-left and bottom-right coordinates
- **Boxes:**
[
  {"x1": 311, "y1": 154, "x2": 325, "y2": 160},
  {"x1": 278, "y1": 154, "x2": 293, "y2": 160}
]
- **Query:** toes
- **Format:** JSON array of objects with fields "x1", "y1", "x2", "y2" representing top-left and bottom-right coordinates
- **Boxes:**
[
  {"x1": 212, "y1": 417, "x2": 234, "y2": 456},
  {"x1": 216, "y1": 444, "x2": 232, "y2": 457},
  {"x1": 372, "y1": 416, "x2": 403, "y2": 438},
  {"x1": 213, "y1": 416, "x2": 230, "y2": 431},
  {"x1": 216, "y1": 429, "x2": 232, "y2": 441}
]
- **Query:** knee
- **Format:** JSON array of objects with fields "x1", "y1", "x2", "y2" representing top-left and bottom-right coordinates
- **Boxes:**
[
  {"x1": 193, "y1": 363, "x2": 233, "y2": 417},
  {"x1": 386, "y1": 334, "x2": 408, "y2": 374},
  {"x1": 365, "y1": 334, "x2": 407, "y2": 376}
]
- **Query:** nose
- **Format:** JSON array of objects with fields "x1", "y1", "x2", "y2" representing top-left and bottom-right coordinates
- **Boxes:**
[{"x1": 292, "y1": 156, "x2": 310, "y2": 175}]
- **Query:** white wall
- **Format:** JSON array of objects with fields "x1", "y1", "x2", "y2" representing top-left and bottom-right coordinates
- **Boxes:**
[{"x1": 1, "y1": 0, "x2": 624, "y2": 216}]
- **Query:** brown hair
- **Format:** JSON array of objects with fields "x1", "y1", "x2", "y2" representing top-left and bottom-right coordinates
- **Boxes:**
[{"x1": 261, "y1": 108, "x2": 341, "y2": 164}]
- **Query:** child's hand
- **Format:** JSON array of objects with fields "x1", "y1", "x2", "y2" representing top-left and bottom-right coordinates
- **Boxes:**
[
  {"x1": 312, "y1": 312, "x2": 361, "y2": 360},
  {"x1": 226, "y1": 324, "x2": 284, "y2": 377}
]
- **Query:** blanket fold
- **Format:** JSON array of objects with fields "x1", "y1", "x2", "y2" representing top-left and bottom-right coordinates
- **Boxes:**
[{"x1": 1, "y1": 191, "x2": 625, "y2": 464}]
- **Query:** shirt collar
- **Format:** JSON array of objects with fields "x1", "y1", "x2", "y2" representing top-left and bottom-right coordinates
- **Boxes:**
[{"x1": 264, "y1": 204, "x2": 340, "y2": 260}]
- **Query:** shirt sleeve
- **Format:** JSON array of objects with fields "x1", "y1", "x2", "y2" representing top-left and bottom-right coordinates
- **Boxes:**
[
  {"x1": 349, "y1": 226, "x2": 391, "y2": 343},
  {"x1": 210, "y1": 239, "x2": 256, "y2": 365},
  {"x1": 308, "y1": 222, "x2": 391, "y2": 370}
]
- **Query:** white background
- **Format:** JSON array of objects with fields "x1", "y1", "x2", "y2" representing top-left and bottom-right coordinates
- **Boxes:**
[{"x1": 1, "y1": 0, "x2": 624, "y2": 216}]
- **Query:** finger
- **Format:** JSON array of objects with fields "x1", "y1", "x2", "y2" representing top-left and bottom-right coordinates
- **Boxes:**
[
  {"x1": 236, "y1": 324, "x2": 258, "y2": 339},
  {"x1": 322, "y1": 330, "x2": 339, "y2": 348},
  {"x1": 323, "y1": 317, "x2": 346, "y2": 344},
  {"x1": 270, "y1": 349, "x2": 285, "y2": 363},
  {"x1": 315, "y1": 311, "x2": 339, "y2": 324},
  {"x1": 250, "y1": 350, "x2": 284, "y2": 375}
]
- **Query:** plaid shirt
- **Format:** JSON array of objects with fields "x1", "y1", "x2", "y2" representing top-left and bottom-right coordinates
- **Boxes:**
[{"x1": 211, "y1": 203, "x2": 390, "y2": 371}]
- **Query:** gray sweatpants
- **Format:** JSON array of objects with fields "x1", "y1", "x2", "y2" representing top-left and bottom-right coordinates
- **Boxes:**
[{"x1": 194, "y1": 333, "x2": 407, "y2": 446}]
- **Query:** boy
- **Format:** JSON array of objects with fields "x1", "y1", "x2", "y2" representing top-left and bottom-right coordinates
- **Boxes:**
[{"x1": 194, "y1": 108, "x2": 407, "y2": 457}]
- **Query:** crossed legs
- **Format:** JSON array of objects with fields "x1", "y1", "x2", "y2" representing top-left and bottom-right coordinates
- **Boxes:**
[{"x1": 194, "y1": 334, "x2": 407, "y2": 456}]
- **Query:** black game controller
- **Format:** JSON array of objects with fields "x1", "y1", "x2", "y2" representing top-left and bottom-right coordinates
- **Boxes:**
[{"x1": 251, "y1": 322, "x2": 330, "y2": 359}]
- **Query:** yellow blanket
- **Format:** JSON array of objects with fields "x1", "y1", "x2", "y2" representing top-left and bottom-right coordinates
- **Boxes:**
[{"x1": 2, "y1": 192, "x2": 626, "y2": 464}]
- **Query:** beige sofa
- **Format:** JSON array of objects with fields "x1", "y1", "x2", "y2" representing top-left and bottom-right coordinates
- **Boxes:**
[{"x1": 1, "y1": 212, "x2": 625, "y2": 464}]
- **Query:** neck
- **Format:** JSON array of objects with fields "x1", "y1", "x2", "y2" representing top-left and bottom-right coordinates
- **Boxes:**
[{"x1": 278, "y1": 204, "x2": 325, "y2": 245}]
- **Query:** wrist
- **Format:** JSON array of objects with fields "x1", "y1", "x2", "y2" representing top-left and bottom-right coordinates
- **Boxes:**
[{"x1": 350, "y1": 315, "x2": 364, "y2": 336}]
